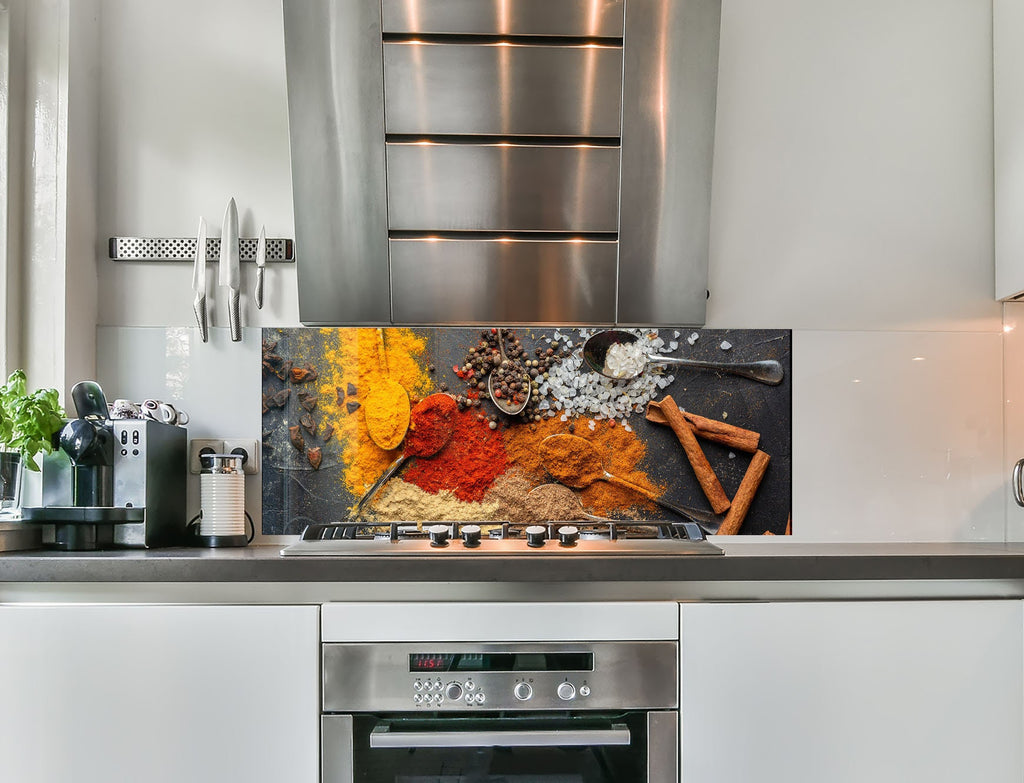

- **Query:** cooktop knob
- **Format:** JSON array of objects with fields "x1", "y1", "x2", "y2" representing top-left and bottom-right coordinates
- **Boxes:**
[
  {"x1": 461, "y1": 524, "x2": 482, "y2": 548},
  {"x1": 557, "y1": 525, "x2": 579, "y2": 546},
  {"x1": 525, "y1": 525, "x2": 547, "y2": 548},
  {"x1": 557, "y1": 682, "x2": 576, "y2": 701},
  {"x1": 514, "y1": 682, "x2": 533, "y2": 701},
  {"x1": 427, "y1": 524, "x2": 450, "y2": 547},
  {"x1": 445, "y1": 682, "x2": 464, "y2": 701}
]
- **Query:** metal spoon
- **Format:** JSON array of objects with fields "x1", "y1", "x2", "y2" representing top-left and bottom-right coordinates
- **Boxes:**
[
  {"x1": 539, "y1": 434, "x2": 724, "y2": 534},
  {"x1": 351, "y1": 394, "x2": 457, "y2": 519},
  {"x1": 582, "y1": 329, "x2": 784, "y2": 385},
  {"x1": 364, "y1": 328, "x2": 411, "y2": 450},
  {"x1": 487, "y1": 328, "x2": 531, "y2": 416}
]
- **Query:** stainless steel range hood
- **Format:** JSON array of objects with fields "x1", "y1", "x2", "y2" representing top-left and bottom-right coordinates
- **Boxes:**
[{"x1": 283, "y1": 0, "x2": 721, "y2": 326}]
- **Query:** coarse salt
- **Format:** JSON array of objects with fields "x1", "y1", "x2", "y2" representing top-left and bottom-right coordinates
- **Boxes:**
[{"x1": 603, "y1": 340, "x2": 647, "y2": 379}]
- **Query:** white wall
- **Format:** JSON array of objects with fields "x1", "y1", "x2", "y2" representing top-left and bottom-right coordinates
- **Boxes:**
[{"x1": 90, "y1": 0, "x2": 1006, "y2": 542}]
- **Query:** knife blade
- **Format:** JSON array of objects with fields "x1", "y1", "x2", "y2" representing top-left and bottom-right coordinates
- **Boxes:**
[
  {"x1": 254, "y1": 224, "x2": 266, "y2": 310},
  {"x1": 192, "y1": 217, "x2": 209, "y2": 342},
  {"x1": 219, "y1": 197, "x2": 241, "y2": 341}
]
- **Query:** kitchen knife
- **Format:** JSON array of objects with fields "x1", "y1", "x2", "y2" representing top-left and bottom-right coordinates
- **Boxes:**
[
  {"x1": 254, "y1": 224, "x2": 266, "y2": 310},
  {"x1": 219, "y1": 197, "x2": 241, "y2": 342},
  {"x1": 192, "y1": 216, "x2": 209, "y2": 342}
]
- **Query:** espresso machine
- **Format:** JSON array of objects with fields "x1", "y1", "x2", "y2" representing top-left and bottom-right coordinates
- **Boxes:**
[{"x1": 22, "y1": 381, "x2": 187, "y2": 550}]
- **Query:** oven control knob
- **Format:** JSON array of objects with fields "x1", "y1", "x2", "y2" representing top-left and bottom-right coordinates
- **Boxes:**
[
  {"x1": 557, "y1": 682, "x2": 576, "y2": 701},
  {"x1": 445, "y1": 682, "x2": 464, "y2": 701},
  {"x1": 514, "y1": 682, "x2": 533, "y2": 701},
  {"x1": 557, "y1": 525, "x2": 579, "y2": 546},
  {"x1": 525, "y1": 525, "x2": 547, "y2": 547},
  {"x1": 579, "y1": 685, "x2": 591, "y2": 697},
  {"x1": 428, "y1": 524, "x2": 450, "y2": 547},
  {"x1": 461, "y1": 524, "x2": 482, "y2": 548}
]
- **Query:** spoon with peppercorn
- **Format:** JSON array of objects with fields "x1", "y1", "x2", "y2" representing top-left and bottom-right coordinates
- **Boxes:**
[{"x1": 487, "y1": 328, "x2": 531, "y2": 416}]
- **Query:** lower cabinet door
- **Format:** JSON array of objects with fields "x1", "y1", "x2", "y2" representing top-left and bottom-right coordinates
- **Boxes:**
[
  {"x1": 679, "y1": 600, "x2": 1023, "y2": 783},
  {"x1": 0, "y1": 604, "x2": 319, "y2": 783}
]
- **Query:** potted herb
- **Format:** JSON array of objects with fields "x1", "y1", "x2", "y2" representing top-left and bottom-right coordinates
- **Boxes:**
[{"x1": 0, "y1": 370, "x2": 65, "y2": 513}]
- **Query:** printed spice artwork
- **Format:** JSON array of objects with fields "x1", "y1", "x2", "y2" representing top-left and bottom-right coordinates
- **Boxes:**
[{"x1": 262, "y1": 327, "x2": 788, "y2": 533}]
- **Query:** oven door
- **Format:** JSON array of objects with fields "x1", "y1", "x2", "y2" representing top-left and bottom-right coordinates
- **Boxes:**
[{"x1": 323, "y1": 711, "x2": 677, "y2": 783}]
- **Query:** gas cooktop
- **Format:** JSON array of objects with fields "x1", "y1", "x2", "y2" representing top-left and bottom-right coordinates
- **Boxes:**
[{"x1": 280, "y1": 520, "x2": 723, "y2": 557}]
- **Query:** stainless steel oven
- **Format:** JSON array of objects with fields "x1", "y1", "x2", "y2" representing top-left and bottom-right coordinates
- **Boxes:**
[{"x1": 321, "y1": 641, "x2": 678, "y2": 782}]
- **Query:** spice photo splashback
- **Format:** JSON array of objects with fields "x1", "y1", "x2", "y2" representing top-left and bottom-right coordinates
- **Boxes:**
[{"x1": 262, "y1": 328, "x2": 792, "y2": 535}]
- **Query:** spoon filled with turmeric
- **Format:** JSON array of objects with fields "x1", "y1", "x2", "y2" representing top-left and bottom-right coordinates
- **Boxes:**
[
  {"x1": 538, "y1": 434, "x2": 724, "y2": 533},
  {"x1": 363, "y1": 328, "x2": 411, "y2": 450}
]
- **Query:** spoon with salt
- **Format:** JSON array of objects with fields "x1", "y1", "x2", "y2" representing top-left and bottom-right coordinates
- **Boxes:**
[
  {"x1": 582, "y1": 330, "x2": 784, "y2": 385},
  {"x1": 538, "y1": 434, "x2": 724, "y2": 534},
  {"x1": 487, "y1": 328, "x2": 531, "y2": 416}
]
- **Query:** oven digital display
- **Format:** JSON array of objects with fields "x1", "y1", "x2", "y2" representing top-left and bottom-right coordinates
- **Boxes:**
[{"x1": 409, "y1": 652, "x2": 594, "y2": 673}]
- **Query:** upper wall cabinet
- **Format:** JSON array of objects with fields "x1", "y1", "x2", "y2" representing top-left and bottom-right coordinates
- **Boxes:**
[
  {"x1": 996, "y1": 0, "x2": 1024, "y2": 300},
  {"x1": 283, "y1": 0, "x2": 722, "y2": 326}
]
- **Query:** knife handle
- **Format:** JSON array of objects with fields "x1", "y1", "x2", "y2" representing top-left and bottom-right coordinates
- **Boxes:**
[
  {"x1": 229, "y1": 289, "x2": 241, "y2": 342},
  {"x1": 193, "y1": 295, "x2": 209, "y2": 343},
  {"x1": 255, "y1": 267, "x2": 265, "y2": 310}
]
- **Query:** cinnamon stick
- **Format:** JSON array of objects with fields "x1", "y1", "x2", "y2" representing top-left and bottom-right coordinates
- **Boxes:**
[
  {"x1": 658, "y1": 395, "x2": 731, "y2": 514},
  {"x1": 646, "y1": 399, "x2": 760, "y2": 453},
  {"x1": 717, "y1": 450, "x2": 770, "y2": 535}
]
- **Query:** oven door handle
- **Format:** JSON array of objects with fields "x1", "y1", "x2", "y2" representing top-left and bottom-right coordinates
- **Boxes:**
[{"x1": 369, "y1": 723, "x2": 631, "y2": 749}]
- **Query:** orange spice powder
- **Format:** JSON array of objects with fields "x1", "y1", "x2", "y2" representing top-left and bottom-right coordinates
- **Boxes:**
[{"x1": 502, "y1": 417, "x2": 664, "y2": 517}]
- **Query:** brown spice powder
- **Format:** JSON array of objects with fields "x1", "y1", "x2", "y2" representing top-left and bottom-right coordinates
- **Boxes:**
[{"x1": 369, "y1": 479, "x2": 500, "y2": 522}]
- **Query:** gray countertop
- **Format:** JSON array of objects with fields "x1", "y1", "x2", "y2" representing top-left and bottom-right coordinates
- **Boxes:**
[{"x1": 2, "y1": 542, "x2": 1024, "y2": 598}]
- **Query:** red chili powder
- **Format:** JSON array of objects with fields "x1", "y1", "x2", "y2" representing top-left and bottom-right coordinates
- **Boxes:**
[
  {"x1": 403, "y1": 408, "x2": 508, "y2": 501},
  {"x1": 405, "y1": 394, "x2": 458, "y2": 457}
]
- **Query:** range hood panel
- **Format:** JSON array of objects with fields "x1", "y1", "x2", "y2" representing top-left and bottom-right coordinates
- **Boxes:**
[{"x1": 284, "y1": 0, "x2": 721, "y2": 326}]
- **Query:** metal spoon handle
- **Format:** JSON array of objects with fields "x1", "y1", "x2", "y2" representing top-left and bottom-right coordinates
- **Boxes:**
[
  {"x1": 648, "y1": 355, "x2": 784, "y2": 385},
  {"x1": 352, "y1": 454, "x2": 410, "y2": 518},
  {"x1": 601, "y1": 472, "x2": 723, "y2": 534}
]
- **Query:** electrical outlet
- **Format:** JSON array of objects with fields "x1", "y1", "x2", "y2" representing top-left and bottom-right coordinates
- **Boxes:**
[
  {"x1": 223, "y1": 438, "x2": 260, "y2": 475},
  {"x1": 189, "y1": 439, "x2": 224, "y2": 474}
]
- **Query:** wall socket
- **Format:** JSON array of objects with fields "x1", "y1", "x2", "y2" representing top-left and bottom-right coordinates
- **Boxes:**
[{"x1": 188, "y1": 438, "x2": 260, "y2": 475}]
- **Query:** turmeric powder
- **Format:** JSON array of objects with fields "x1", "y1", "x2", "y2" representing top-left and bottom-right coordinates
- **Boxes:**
[{"x1": 363, "y1": 384, "x2": 410, "y2": 450}]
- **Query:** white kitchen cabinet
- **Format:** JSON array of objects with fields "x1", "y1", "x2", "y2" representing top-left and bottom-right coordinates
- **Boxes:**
[
  {"x1": 679, "y1": 601, "x2": 1023, "y2": 783},
  {"x1": 996, "y1": 0, "x2": 1024, "y2": 299},
  {"x1": 0, "y1": 604, "x2": 319, "y2": 783}
]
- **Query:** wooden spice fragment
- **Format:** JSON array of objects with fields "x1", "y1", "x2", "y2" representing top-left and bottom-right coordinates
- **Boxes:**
[
  {"x1": 299, "y1": 414, "x2": 317, "y2": 436},
  {"x1": 347, "y1": 382, "x2": 357, "y2": 397},
  {"x1": 288, "y1": 425, "x2": 305, "y2": 452},
  {"x1": 346, "y1": 401, "x2": 360, "y2": 414},
  {"x1": 646, "y1": 399, "x2": 760, "y2": 453},
  {"x1": 269, "y1": 388, "x2": 291, "y2": 408},
  {"x1": 297, "y1": 389, "x2": 318, "y2": 411},
  {"x1": 290, "y1": 364, "x2": 319, "y2": 383},
  {"x1": 717, "y1": 450, "x2": 771, "y2": 535},
  {"x1": 307, "y1": 447, "x2": 322, "y2": 470},
  {"x1": 336, "y1": 386, "x2": 345, "y2": 405},
  {"x1": 322, "y1": 423, "x2": 334, "y2": 443},
  {"x1": 657, "y1": 395, "x2": 731, "y2": 514}
]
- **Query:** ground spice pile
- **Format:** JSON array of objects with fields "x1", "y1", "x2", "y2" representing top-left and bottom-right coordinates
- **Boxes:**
[
  {"x1": 502, "y1": 417, "x2": 663, "y2": 517},
  {"x1": 403, "y1": 408, "x2": 508, "y2": 501},
  {"x1": 538, "y1": 435, "x2": 605, "y2": 488}
]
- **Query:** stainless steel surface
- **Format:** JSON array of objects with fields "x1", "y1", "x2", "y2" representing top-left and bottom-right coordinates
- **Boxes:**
[
  {"x1": 322, "y1": 715, "x2": 354, "y2": 783},
  {"x1": 285, "y1": 0, "x2": 722, "y2": 326},
  {"x1": 386, "y1": 142, "x2": 621, "y2": 232},
  {"x1": 1014, "y1": 459, "x2": 1024, "y2": 507},
  {"x1": 617, "y1": 0, "x2": 722, "y2": 325},
  {"x1": 0, "y1": 522, "x2": 42, "y2": 553},
  {"x1": 284, "y1": 0, "x2": 391, "y2": 325},
  {"x1": 383, "y1": 42, "x2": 623, "y2": 137},
  {"x1": 368, "y1": 723, "x2": 631, "y2": 748},
  {"x1": 282, "y1": 537, "x2": 722, "y2": 557},
  {"x1": 108, "y1": 236, "x2": 293, "y2": 262},
  {"x1": 647, "y1": 712, "x2": 678, "y2": 783},
  {"x1": 390, "y1": 238, "x2": 617, "y2": 324},
  {"x1": 219, "y1": 198, "x2": 241, "y2": 342},
  {"x1": 199, "y1": 453, "x2": 244, "y2": 475},
  {"x1": 322, "y1": 641, "x2": 678, "y2": 712},
  {"x1": 381, "y1": 0, "x2": 625, "y2": 37},
  {"x1": 254, "y1": 225, "x2": 266, "y2": 310},
  {"x1": 191, "y1": 217, "x2": 208, "y2": 342}
]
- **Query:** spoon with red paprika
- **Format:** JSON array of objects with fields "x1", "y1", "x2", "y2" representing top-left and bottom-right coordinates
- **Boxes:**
[{"x1": 351, "y1": 393, "x2": 458, "y2": 518}]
